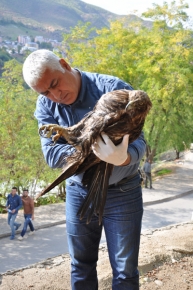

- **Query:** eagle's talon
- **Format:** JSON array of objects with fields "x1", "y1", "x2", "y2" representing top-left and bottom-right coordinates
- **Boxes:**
[
  {"x1": 39, "y1": 125, "x2": 59, "y2": 138},
  {"x1": 39, "y1": 124, "x2": 67, "y2": 145},
  {"x1": 39, "y1": 126, "x2": 53, "y2": 138}
]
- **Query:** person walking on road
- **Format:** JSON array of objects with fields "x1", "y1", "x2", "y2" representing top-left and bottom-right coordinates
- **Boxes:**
[
  {"x1": 143, "y1": 159, "x2": 153, "y2": 189},
  {"x1": 6, "y1": 187, "x2": 22, "y2": 240},
  {"x1": 18, "y1": 189, "x2": 35, "y2": 240}
]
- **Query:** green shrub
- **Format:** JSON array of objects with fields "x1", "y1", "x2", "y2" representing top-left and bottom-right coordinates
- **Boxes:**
[{"x1": 35, "y1": 194, "x2": 64, "y2": 207}]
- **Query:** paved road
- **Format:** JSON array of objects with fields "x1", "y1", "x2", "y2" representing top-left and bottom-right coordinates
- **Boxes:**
[
  {"x1": 1, "y1": 194, "x2": 193, "y2": 274},
  {"x1": 142, "y1": 192, "x2": 193, "y2": 230},
  {"x1": 0, "y1": 224, "x2": 68, "y2": 273},
  {"x1": 0, "y1": 224, "x2": 106, "y2": 274}
]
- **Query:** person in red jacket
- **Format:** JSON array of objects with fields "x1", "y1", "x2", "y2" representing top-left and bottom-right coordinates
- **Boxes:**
[{"x1": 18, "y1": 189, "x2": 35, "y2": 240}]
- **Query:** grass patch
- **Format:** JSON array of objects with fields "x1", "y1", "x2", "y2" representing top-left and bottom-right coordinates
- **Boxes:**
[{"x1": 155, "y1": 168, "x2": 172, "y2": 176}]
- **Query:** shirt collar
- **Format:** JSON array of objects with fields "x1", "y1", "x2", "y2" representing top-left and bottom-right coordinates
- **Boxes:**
[{"x1": 74, "y1": 69, "x2": 86, "y2": 104}]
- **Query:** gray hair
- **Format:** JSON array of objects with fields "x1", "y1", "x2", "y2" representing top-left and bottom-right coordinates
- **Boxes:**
[{"x1": 22, "y1": 49, "x2": 65, "y2": 88}]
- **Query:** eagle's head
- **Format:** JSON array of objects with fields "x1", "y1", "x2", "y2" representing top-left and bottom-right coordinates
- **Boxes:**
[{"x1": 125, "y1": 90, "x2": 152, "y2": 112}]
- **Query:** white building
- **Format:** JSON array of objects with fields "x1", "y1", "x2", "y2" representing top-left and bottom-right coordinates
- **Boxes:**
[
  {"x1": 18, "y1": 35, "x2": 31, "y2": 45},
  {"x1": 20, "y1": 42, "x2": 39, "y2": 54}
]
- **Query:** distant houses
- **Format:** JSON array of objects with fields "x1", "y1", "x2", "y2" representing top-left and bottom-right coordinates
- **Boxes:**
[
  {"x1": 20, "y1": 42, "x2": 39, "y2": 53},
  {"x1": 0, "y1": 35, "x2": 62, "y2": 55},
  {"x1": 18, "y1": 35, "x2": 31, "y2": 45}
]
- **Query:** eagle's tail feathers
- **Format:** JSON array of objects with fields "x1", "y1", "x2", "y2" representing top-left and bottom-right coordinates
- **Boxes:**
[
  {"x1": 86, "y1": 172, "x2": 104, "y2": 224},
  {"x1": 97, "y1": 163, "x2": 112, "y2": 224},
  {"x1": 77, "y1": 170, "x2": 100, "y2": 220},
  {"x1": 77, "y1": 162, "x2": 113, "y2": 225}
]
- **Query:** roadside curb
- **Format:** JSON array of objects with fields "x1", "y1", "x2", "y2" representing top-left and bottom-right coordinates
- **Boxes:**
[{"x1": 143, "y1": 189, "x2": 193, "y2": 206}]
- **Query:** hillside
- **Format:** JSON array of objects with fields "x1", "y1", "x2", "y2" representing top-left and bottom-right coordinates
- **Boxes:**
[{"x1": 0, "y1": 0, "x2": 150, "y2": 41}]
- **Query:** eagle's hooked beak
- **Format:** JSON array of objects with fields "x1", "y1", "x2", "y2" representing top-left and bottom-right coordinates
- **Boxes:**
[{"x1": 125, "y1": 100, "x2": 136, "y2": 110}]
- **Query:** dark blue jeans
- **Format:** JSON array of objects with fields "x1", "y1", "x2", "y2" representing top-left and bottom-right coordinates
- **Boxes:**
[
  {"x1": 66, "y1": 173, "x2": 143, "y2": 290},
  {"x1": 145, "y1": 172, "x2": 152, "y2": 188},
  {"x1": 7, "y1": 212, "x2": 20, "y2": 237},
  {"x1": 20, "y1": 214, "x2": 34, "y2": 237}
]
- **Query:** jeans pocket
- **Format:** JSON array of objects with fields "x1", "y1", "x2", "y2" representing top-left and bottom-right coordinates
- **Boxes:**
[
  {"x1": 66, "y1": 181, "x2": 88, "y2": 199},
  {"x1": 119, "y1": 175, "x2": 141, "y2": 192}
]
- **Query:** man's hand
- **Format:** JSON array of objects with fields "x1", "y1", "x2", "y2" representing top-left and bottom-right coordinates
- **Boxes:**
[
  {"x1": 11, "y1": 209, "x2": 16, "y2": 213},
  {"x1": 92, "y1": 133, "x2": 130, "y2": 166},
  {"x1": 32, "y1": 214, "x2": 34, "y2": 220}
]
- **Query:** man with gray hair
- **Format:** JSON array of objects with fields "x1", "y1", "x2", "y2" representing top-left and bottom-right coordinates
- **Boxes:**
[{"x1": 23, "y1": 49, "x2": 146, "y2": 290}]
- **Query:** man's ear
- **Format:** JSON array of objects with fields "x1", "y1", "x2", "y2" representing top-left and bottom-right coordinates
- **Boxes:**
[{"x1": 59, "y1": 59, "x2": 71, "y2": 71}]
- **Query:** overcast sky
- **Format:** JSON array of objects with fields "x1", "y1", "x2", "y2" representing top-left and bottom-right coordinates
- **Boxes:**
[{"x1": 82, "y1": 0, "x2": 193, "y2": 17}]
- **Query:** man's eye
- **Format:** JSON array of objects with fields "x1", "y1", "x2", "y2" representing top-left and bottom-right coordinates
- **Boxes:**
[{"x1": 52, "y1": 82, "x2": 58, "y2": 88}]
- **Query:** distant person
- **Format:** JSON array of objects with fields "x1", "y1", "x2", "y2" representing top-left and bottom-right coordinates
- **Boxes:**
[
  {"x1": 6, "y1": 187, "x2": 22, "y2": 240},
  {"x1": 18, "y1": 189, "x2": 35, "y2": 240},
  {"x1": 143, "y1": 159, "x2": 153, "y2": 189}
]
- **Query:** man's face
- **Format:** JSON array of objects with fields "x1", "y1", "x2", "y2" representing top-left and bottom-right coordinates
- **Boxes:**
[
  {"x1": 32, "y1": 59, "x2": 81, "y2": 105},
  {"x1": 23, "y1": 191, "x2": 28, "y2": 197},
  {"x1": 11, "y1": 189, "x2": 17, "y2": 196}
]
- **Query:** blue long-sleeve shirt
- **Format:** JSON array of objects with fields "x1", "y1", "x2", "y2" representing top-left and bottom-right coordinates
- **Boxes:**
[
  {"x1": 143, "y1": 161, "x2": 151, "y2": 173},
  {"x1": 34, "y1": 70, "x2": 146, "y2": 185},
  {"x1": 6, "y1": 194, "x2": 22, "y2": 214}
]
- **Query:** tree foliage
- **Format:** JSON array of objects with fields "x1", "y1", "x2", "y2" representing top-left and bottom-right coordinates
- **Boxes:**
[
  {"x1": 0, "y1": 59, "x2": 60, "y2": 196},
  {"x1": 38, "y1": 42, "x2": 53, "y2": 50},
  {"x1": 0, "y1": 48, "x2": 13, "y2": 75},
  {"x1": 137, "y1": 0, "x2": 193, "y2": 155}
]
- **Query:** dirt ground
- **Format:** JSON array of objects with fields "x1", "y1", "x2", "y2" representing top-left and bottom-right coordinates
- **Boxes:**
[
  {"x1": 139, "y1": 223, "x2": 193, "y2": 290},
  {"x1": 1, "y1": 222, "x2": 193, "y2": 290}
]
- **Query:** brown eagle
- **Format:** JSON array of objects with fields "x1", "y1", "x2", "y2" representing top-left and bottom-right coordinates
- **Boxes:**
[{"x1": 37, "y1": 89, "x2": 152, "y2": 224}]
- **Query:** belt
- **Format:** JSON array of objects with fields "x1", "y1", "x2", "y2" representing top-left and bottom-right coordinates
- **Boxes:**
[{"x1": 108, "y1": 171, "x2": 138, "y2": 189}]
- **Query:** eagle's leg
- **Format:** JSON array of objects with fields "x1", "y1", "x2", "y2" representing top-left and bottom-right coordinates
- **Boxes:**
[{"x1": 39, "y1": 124, "x2": 68, "y2": 144}]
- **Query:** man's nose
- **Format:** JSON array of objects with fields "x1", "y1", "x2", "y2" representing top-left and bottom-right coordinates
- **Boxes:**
[{"x1": 49, "y1": 88, "x2": 61, "y2": 100}]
